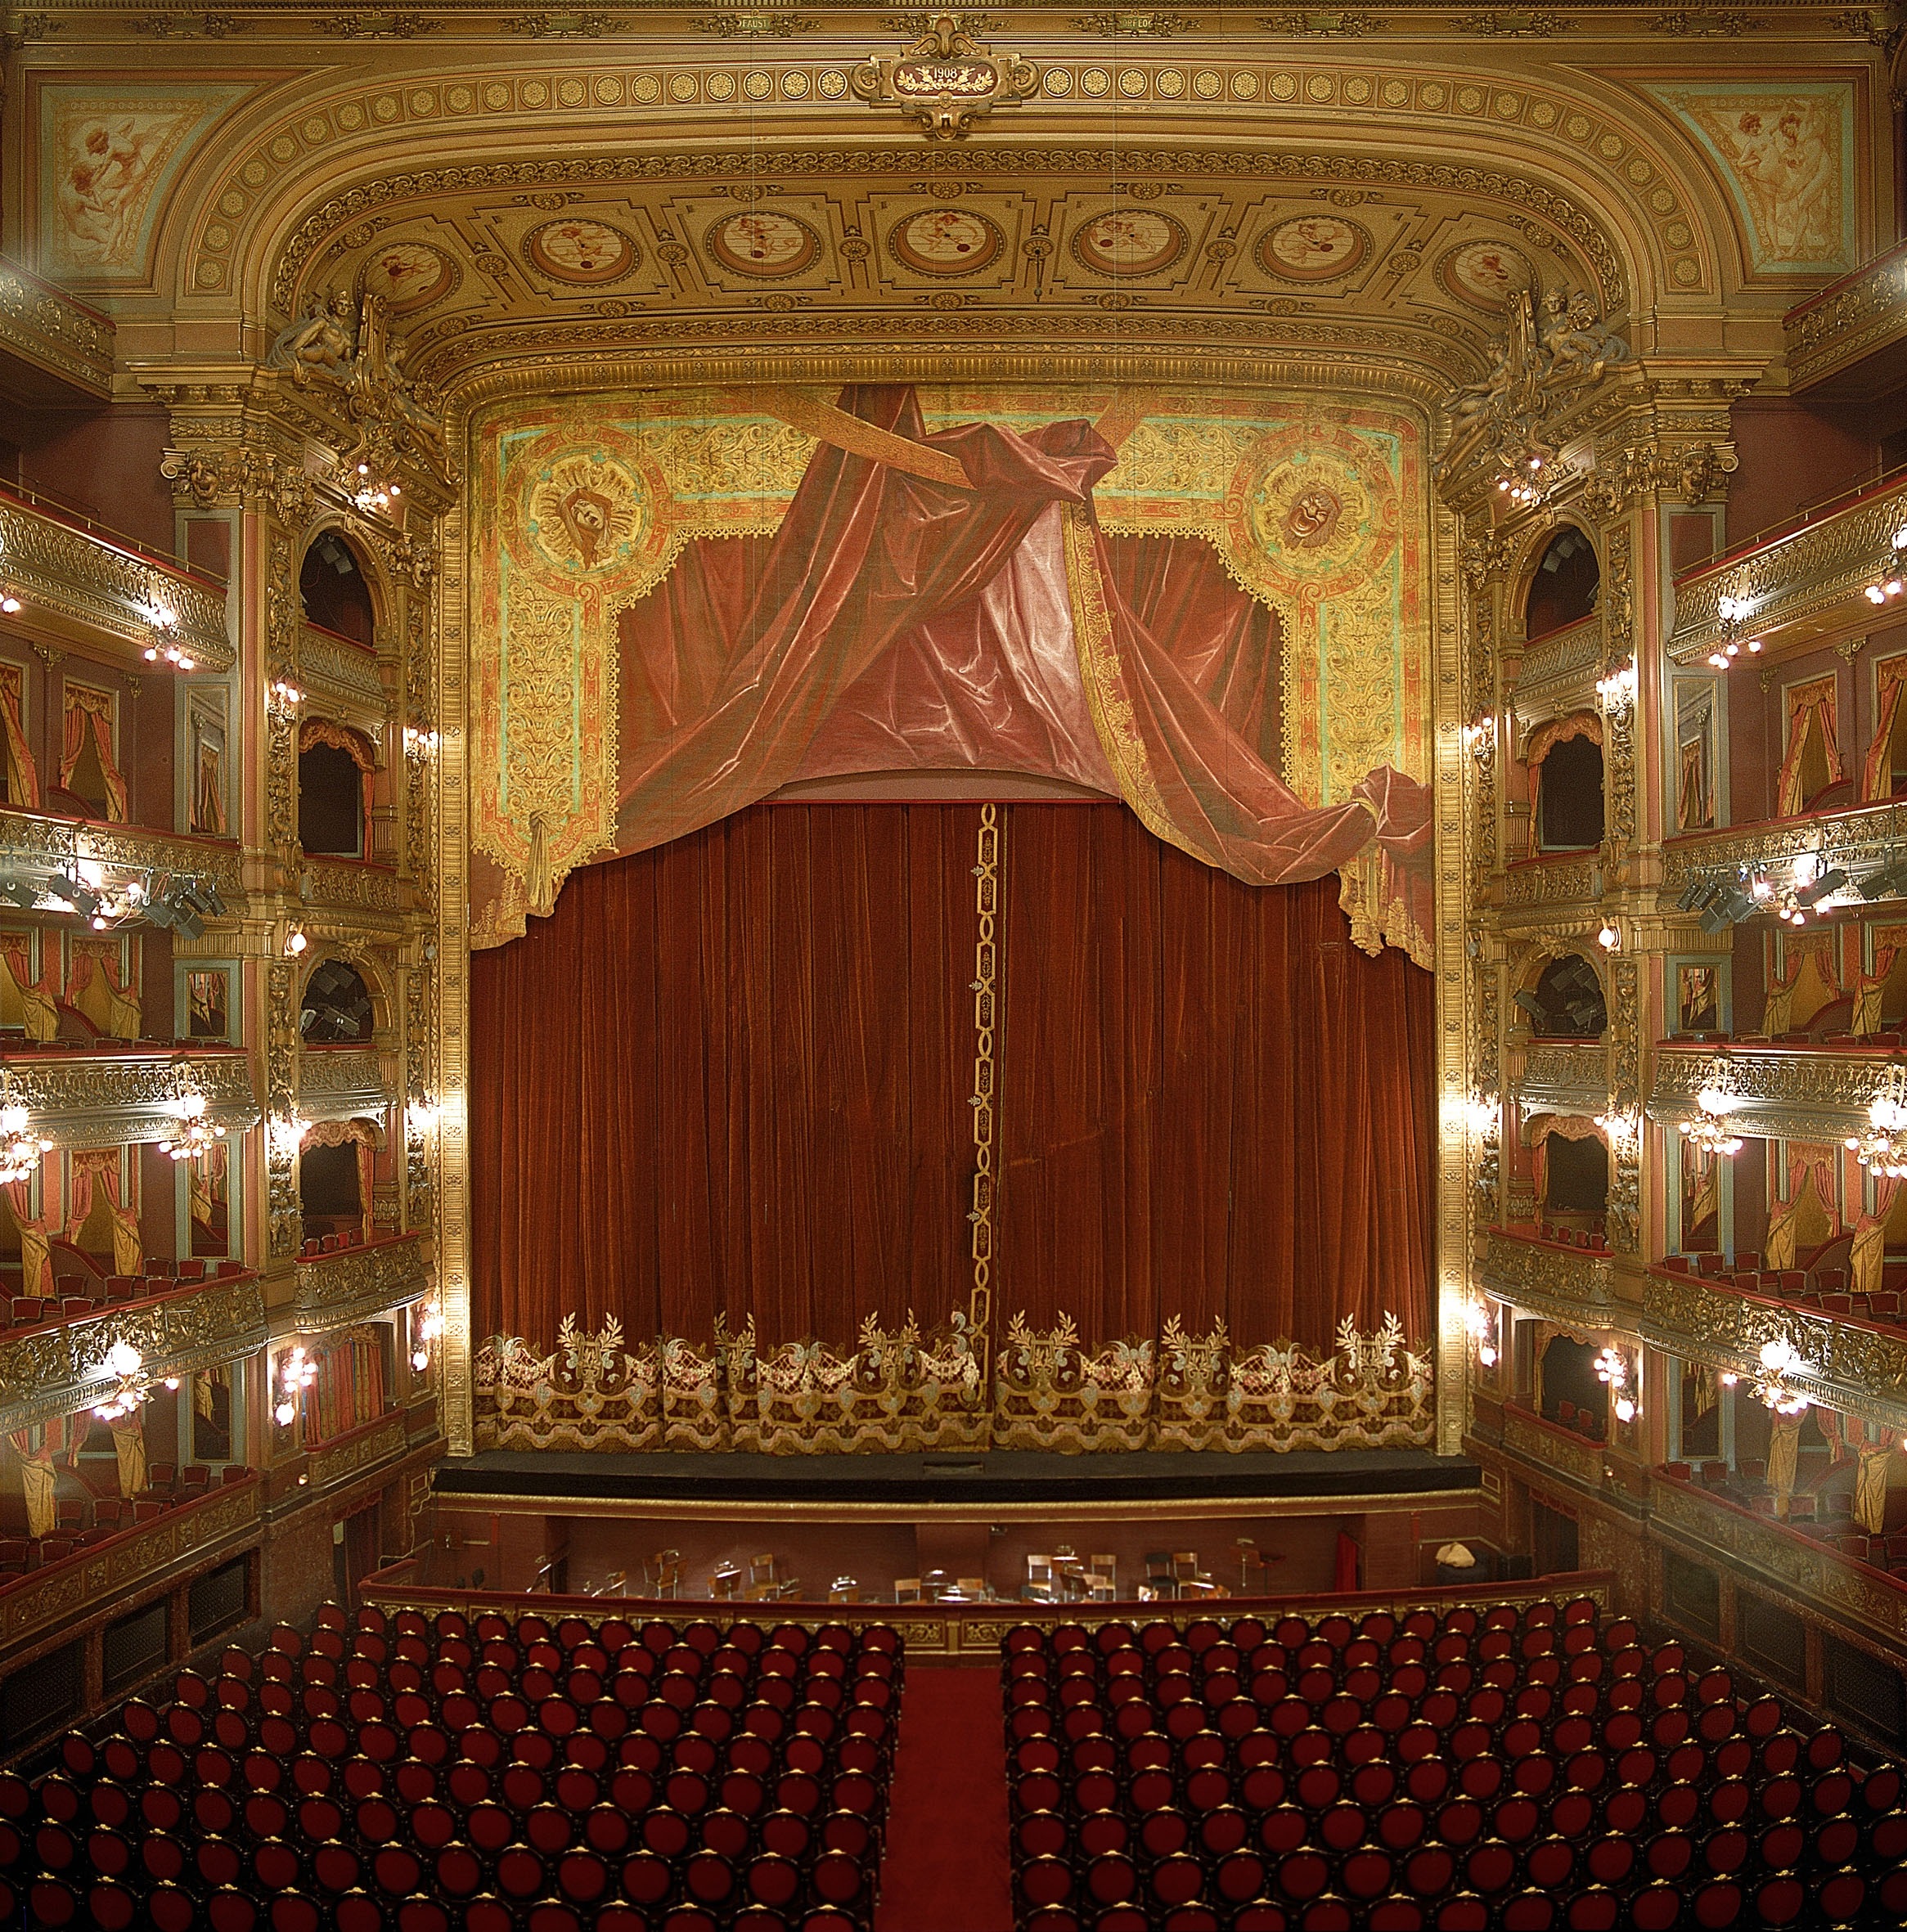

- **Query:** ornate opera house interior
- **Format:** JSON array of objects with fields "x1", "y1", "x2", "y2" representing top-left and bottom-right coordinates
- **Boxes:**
[{"x1": 6, "y1": 6, "x2": 1907, "y2": 1928}]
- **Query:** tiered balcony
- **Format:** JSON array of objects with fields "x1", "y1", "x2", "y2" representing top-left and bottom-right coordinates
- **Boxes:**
[
  {"x1": 0, "y1": 802, "x2": 244, "y2": 909},
  {"x1": 297, "y1": 1044, "x2": 391, "y2": 1128},
  {"x1": 1644, "y1": 1258, "x2": 1907, "y2": 1437},
  {"x1": 1495, "y1": 1400, "x2": 1612, "y2": 1496},
  {"x1": 1651, "y1": 1465, "x2": 1907, "y2": 1652},
  {"x1": 0, "y1": 1045, "x2": 256, "y2": 1150},
  {"x1": 1783, "y1": 236, "x2": 1907, "y2": 396},
  {"x1": 292, "y1": 1229, "x2": 430, "y2": 1332},
  {"x1": 1668, "y1": 468, "x2": 1907, "y2": 668},
  {"x1": 1511, "y1": 1040, "x2": 1608, "y2": 1119},
  {"x1": 1661, "y1": 796, "x2": 1907, "y2": 909},
  {"x1": 0, "y1": 483, "x2": 231, "y2": 673},
  {"x1": 1647, "y1": 1039, "x2": 1885, "y2": 1147},
  {"x1": 0, "y1": 1467, "x2": 259, "y2": 1656},
  {"x1": 1477, "y1": 1225, "x2": 1617, "y2": 1329},
  {"x1": 0, "y1": 255, "x2": 113, "y2": 403},
  {"x1": 0, "y1": 1264, "x2": 265, "y2": 1434},
  {"x1": 1499, "y1": 848, "x2": 1603, "y2": 922}
]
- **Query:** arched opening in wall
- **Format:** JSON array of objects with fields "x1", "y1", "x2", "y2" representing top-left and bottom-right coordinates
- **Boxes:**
[
  {"x1": 301, "y1": 959, "x2": 374, "y2": 1043},
  {"x1": 1533, "y1": 732, "x2": 1604, "y2": 851},
  {"x1": 1523, "y1": 527, "x2": 1599, "y2": 641},
  {"x1": 1515, "y1": 954, "x2": 1606, "y2": 1038},
  {"x1": 299, "y1": 1138, "x2": 361, "y2": 1242},
  {"x1": 298, "y1": 724, "x2": 372, "y2": 856},
  {"x1": 299, "y1": 531, "x2": 376, "y2": 644},
  {"x1": 1539, "y1": 1335, "x2": 1608, "y2": 1439}
]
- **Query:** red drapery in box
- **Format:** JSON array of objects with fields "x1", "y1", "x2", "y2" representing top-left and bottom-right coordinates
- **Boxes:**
[
  {"x1": 65, "y1": 1148, "x2": 141, "y2": 1275},
  {"x1": 5, "y1": 1173, "x2": 54, "y2": 1298},
  {"x1": 0, "y1": 662, "x2": 39, "y2": 809},
  {"x1": 470, "y1": 802, "x2": 1432, "y2": 1358},
  {"x1": 59, "y1": 684, "x2": 128, "y2": 823}
]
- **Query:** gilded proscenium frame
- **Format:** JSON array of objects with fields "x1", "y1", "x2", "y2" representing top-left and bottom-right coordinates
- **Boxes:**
[{"x1": 433, "y1": 352, "x2": 1470, "y2": 1461}]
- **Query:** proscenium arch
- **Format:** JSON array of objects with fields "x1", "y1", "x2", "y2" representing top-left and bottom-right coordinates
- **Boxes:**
[{"x1": 131, "y1": 56, "x2": 1765, "y2": 355}]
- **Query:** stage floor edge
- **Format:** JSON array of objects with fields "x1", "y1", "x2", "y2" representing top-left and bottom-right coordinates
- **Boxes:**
[{"x1": 434, "y1": 1446, "x2": 1479, "y2": 1510}]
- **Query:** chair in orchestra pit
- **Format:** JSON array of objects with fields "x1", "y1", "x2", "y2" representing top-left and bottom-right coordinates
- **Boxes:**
[
  {"x1": 745, "y1": 1552, "x2": 778, "y2": 1600},
  {"x1": 828, "y1": 1577, "x2": 860, "y2": 1604},
  {"x1": 1024, "y1": 1554, "x2": 1055, "y2": 1602},
  {"x1": 647, "y1": 1549, "x2": 683, "y2": 1599},
  {"x1": 709, "y1": 1562, "x2": 742, "y2": 1601},
  {"x1": 894, "y1": 1577, "x2": 923, "y2": 1604}
]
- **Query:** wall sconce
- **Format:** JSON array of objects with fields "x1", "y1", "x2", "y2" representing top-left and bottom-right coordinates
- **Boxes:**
[
  {"x1": 1594, "y1": 1345, "x2": 1638, "y2": 1424},
  {"x1": 1864, "y1": 526, "x2": 1907, "y2": 605},
  {"x1": 1753, "y1": 1337, "x2": 1810, "y2": 1416},
  {"x1": 1596, "y1": 919, "x2": 1621, "y2": 952},
  {"x1": 284, "y1": 928, "x2": 308, "y2": 958},
  {"x1": 268, "y1": 1112, "x2": 309, "y2": 1158},
  {"x1": 1707, "y1": 595, "x2": 1763, "y2": 668},
  {"x1": 1594, "y1": 659, "x2": 1638, "y2": 709},
  {"x1": 1847, "y1": 1063, "x2": 1907, "y2": 1177},
  {"x1": 275, "y1": 1344, "x2": 317, "y2": 1428},
  {"x1": 412, "y1": 1298, "x2": 443, "y2": 1374},
  {"x1": 1464, "y1": 1300, "x2": 1499, "y2": 1369},
  {"x1": 270, "y1": 679, "x2": 304, "y2": 708}
]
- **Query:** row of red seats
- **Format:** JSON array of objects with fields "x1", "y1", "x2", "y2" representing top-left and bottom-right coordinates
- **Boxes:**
[
  {"x1": 2, "y1": 1606, "x2": 905, "y2": 1932},
  {"x1": 1001, "y1": 1603, "x2": 1907, "y2": 1932}
]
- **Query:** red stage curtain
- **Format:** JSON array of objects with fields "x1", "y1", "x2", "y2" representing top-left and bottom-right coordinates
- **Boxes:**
[
  {"x1": 993, "y1": 806, "x2": 1434, "y2": 1353},
  {"x1": 469, "y1": 802, "x2": 974, "y2": 1346}
]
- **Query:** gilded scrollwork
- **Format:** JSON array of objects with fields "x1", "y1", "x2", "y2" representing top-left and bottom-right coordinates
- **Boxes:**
[
  {"x1": 0, "y1": 1277, "x2": 267, "y2": 1435},
  {"x1": 0, "y1": 1049, "x2": 257, "y2": 1149},
  {"x1": 294, "y1": 1235, "x2": 430, "y2": 1330},
  {"x1": 1515, "y1": 1041, "x2": 1608, "y2": 1118},
  {"x1": 0, "y1": 496, "x2": 232, "y2": 673},
  {"x1": 1648, "y1": 1042, "x2": 1889, "y2": 1144},
  {"x1": 1784, "y1": 245, "x2": 1907, "y2": 393},
  {"x1": 0, "y1": 259, "x2": 114, "y2": 399},
  {"x1": 1643, "y1": 1268, "x2": 1907, "y2": 1436},
  {"x1": 1477, "y1": 1228, "x2": 1617, "y2": 1328}
]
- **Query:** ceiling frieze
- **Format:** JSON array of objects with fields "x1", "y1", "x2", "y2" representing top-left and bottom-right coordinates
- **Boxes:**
[{"x1": 155, "y1": 56, "x2": 1724, "y2": 317}]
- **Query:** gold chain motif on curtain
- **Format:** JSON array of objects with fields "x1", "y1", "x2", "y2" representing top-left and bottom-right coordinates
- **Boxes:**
[
  {"x1": 473, "y1": 1311, "x2": 1432, "y2": 1456},
  {"x1": 969, "y1": 802, "x2": 998, "y2": 1392}
]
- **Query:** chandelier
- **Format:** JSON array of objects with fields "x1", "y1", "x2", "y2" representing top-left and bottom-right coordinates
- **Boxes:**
[
  {"x1": 1594, "y1": 1346, "x2": 1638, "y2": 1425},
  {"x1": 412, "y1": 1298, "x2": 444, "y2": 1374},
  {"x1": 1864, "y1": 524, "x2": 1907, "y2": 606},
  {"x1": 1846, "y1": 1063, "x2": 1907, "y2": 1178},
  {"x1": 90, "y1": 1341, "x2": 177, "y2": 1421},
  {"x1": 1705, "y1": 593, "x2": 1764, "y2": 669},
  {"x1": 0, "y1": 1096, "x2": 52, "y2": 1186},
  {"x1": 1751, "y1": 1337, "x2": 1810, "y2": 1417},
  {"x1": 351, "y1": 464, "x2": 402, "y2": 517},
  {"x1": 1464, "y1": 1299, "x2": 1498, "y2": 1369},
  {"x1": 157, "y1": 1081, "x2": 226, "y2": 1163},
  {"x1": 1678, "y1": 1068, "x2": 1743, "y2": 1159}
]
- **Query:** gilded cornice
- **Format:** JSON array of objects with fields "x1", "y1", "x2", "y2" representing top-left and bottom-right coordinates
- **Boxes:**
[
  {"x1": 1647, "y1": 1040, "x2": 1892, "y2": 1143},
  {"x1": 0, "y1": 1274, "x2": 267, "y2": 1434},
  {"x1": 1668, "y1": 474, "x2": 1907, "y2": 666},
  {"x1": 1783, "y1": 240, "x2": 1907, "y2": 395},
  {"x1": 297, "y1": 1045, "x2": 392, "y2": 1124},
  {"x1": 1477, "y1": 1226, "x2": 1618, "y2": 1327},
  {"x1": 0, "y1": 1048, "x2": 258, "y2": 1149},
  {"x1": 0, "y1": 807, "x2": 245, "y2": 903},
  {"x1": 0, "y1": 256, "x2": 113, "y2": 402},
  {"x1": 1652, "y1": 1472, "x2": 1907, "y2": 1652},
  {"x1": 0, "y1": 1477, "x2": 260, "y2": 1654},
  {"x1": 0, "y1": 494, "x2": 232, "y2": 675},
  {"x1": 293, "y1": 1231, "x2": 431, "y2": 1331},
  {"x1": 1660, "y1": 798, "x2": 1907, "y2": 896},
  {"x1": 1642, "y1": 1266, "x2": 1907, "y2": 1436},
  {"x1": 1515, "y1": 1040, "x2": 1609, "y2": 1117}
]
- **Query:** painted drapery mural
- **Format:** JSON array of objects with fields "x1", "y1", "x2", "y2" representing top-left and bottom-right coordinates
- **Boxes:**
[{"x1": 468, "y1": 382, "x2": 1432, "y2": 966}]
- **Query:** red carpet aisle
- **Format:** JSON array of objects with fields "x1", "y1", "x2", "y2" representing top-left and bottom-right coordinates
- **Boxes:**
[{"x1": 877, "y1": 1667, "x2": 1015, "y2": 1932}]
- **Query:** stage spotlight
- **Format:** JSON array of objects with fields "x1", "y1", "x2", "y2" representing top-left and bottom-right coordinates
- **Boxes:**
[
  {"x1": 143, "y1": 892, "x2": 175, "y2": 928},
  {"x1": 171, "y1": 903, "x2": 205, "y2": 941},
  {"x1": 1861, "y1": 860, "x2": 1907, "y2": 901},
  {"x1": 1793, "y1": 866, "x2": 1849, "y2": 909},
  {"x1": 0, "y1": 878, "x2": 37, "y2": 908},
  {"x1": 1513, "y1": 991, "x2": 1546, "y2": 1026}
]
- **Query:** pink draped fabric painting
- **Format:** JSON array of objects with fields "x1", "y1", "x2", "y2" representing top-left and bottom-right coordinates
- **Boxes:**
[{"x1": 473, "y1": 384, "x2": 1431, "y2": 945}]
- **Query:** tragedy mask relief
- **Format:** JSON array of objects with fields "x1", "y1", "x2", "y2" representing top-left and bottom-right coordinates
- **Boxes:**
[{"x1": 526, "y1": 454, "x2": 648, "y2": 576}]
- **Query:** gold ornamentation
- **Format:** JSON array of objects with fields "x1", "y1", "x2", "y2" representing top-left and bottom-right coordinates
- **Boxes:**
[
  {"x1": 1478, "y1": 1229, "x2": 1617, "y2": 1328},
  {"x1": 0, "y1": 1049, "x2": 256, "y2": 1151},
  {"x1": 0, "y1": 494, "x2": 232, "y2": 673},
  {"x1": 1644, "y1": 1267, "x2": 1907, "y2": 1436},
  {"x1": 1648, "y1": 1041, "x2": 1893, "y2": 1145},
  {"x1": 0, "y1": 1276, "x2": 266, "y2": 1434},
  {"x1": 850, "y1": 13, "x2": 1041, "y2": 140},
  {"x1": 309, "y1": 1416, "x2": 409, "y2": 1486},
  {"x1": 968, "y1": 803, "x2": 997, "y2": 1390},
  {"x1": 1670, "y1": 474, "x2": 1907, "y2": 663},
  {"x1": 476, "y1": 1310, "x2": 1432, "y2": 1455},
  {"x1": 0, "y1": 258, "x2": 113, "y2": 398},
  {"x1": 297, "y1": 1047, "x2": 391, "y2": 1125},
  {"x1": 1515, "y1": 1042, "x2": 1609, "y2": 1118}
]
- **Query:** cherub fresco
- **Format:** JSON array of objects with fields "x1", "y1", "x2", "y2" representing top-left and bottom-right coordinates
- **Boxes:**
[{"x1": 55, "y1": 116, "x2": 164, "y2": 267}]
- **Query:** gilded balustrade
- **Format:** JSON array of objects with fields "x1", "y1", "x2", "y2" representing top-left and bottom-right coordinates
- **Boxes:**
[
  {"x1": 0, "y1": 1047, "x2": 257, "y2": 1149},
  {"x1": 1475, "y1": 1228, "x2": 1619, "y2": 1330},
  {"x1": 0, "y1": 1272, "x2": 266, "y2": 1434},
  {"x1": 0, "y1": 256, "x2": 114, "y2": 401},
  {"x1": 1646, "y1": 1041, "x2": 1893, "y2": 1146},
  {"x1": 1642, "y1": 1265, "x2": 1907, "y2": 1437},
  {"x1": 1514, "y1": 1042, "x2": 1609, "y2": 1120},
  {"x1": 293, "y1": 1230, "x2": 431, "y2": 1332},
  {"x1": 0, "y1": 490, "x2": 232, "y2": 672},
  {"x1": 0, "y1": 806, "x2": 244, "y2": 905},
  {"x1": 1783, "y1": 241, "x2": 1907, "y2": 396},
  {"x1": 1659, "y1": 799, "x2": 1907, "y2": 900}
]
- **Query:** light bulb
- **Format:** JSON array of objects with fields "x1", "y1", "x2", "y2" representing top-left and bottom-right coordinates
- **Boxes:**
[
  {"x1": 412, "y1": 1349, "x2": 430, "y2": 1373},
  {"x1": 1477, "y1": 1344, "x2": 1498, "y2": 1368},
  {"x1": 106, "y1": 1341, "x2": 142, "y2": 1377},
  {"x1": 274, "y1": 1400, "x2": 295, "y2": 1427}
]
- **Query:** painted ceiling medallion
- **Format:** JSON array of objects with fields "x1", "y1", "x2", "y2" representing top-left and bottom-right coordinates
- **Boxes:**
[
  {"x1": 526, "y1": 218, "x2": 638, "y2": 285},
  {"x1": 359, "y1": 240, "x2": 455, "y2": 314},
  {"x1": 888, "y1": 206, "x2": 1005, "y2": 276},
  {"x1": 1257, "y1": 214, "x2": 1372, "y2": 283},
  {"x1": 1070, "y1": 207, "x2": 1187, "y2": 277},
  {"x1": 705, "y1": 209, "x2": 824, "y2": 278},
  {"x1": 1438, "y1": 238, "x2": 1536, "y2": 312}
]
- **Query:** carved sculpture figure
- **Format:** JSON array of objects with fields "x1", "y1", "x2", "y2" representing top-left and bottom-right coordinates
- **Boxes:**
[{"x1": 265, "y1": 289, "x2": 358, "y2": 376}]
